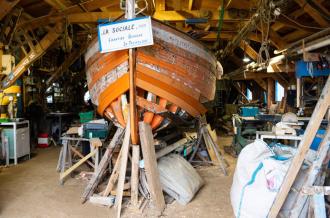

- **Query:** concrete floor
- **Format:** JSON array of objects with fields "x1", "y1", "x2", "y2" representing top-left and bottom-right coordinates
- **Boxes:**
[{"x1": 0, "y1": 136, "x2": 235, "y2": 218}]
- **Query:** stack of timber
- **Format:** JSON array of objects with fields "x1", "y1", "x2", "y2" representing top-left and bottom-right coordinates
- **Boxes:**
[{"x1": 76, "y1": 17, "x2": 227, "y2": 217}]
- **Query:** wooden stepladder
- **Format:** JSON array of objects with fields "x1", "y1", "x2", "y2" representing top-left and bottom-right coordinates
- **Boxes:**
[{"x1": 268, "y1": 75, "x2": 330, "y2": 217}]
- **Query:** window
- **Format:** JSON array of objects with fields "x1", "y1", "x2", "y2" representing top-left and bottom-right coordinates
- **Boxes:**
[
  {"x1": 275, "y1": 81, "x2": 284, "y2": 102},
  {"x1": 246, "y1": 88, "x2": 252, "y2": 101}
]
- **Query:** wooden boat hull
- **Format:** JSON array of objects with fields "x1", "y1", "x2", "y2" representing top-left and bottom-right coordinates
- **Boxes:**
[{"x1": 85, "y1": 18, "x2": 222, "y2": 129}]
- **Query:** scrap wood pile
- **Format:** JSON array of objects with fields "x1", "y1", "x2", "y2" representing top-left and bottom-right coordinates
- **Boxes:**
[{"x1": 72, "y1": 117, "x2": 228, "y2": 217}]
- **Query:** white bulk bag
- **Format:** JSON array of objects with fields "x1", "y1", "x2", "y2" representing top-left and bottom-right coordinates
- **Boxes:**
[{"x1": 230, "y1": 140, "x2": 294, "y2": 218}]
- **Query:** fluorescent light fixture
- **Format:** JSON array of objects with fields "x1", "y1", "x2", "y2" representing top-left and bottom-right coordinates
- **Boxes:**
[{"x1": 243, "y1": 57, "x2": 250, "y2": 63}]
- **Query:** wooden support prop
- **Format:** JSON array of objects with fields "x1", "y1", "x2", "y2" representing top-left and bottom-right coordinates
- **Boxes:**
[
  {"x1": 268, "y1": 76, "x2": 330, "y2": 218},
  {"x1": 115, "y1": 120, "x2": 131, "y2": 218},
  {"x1": 103, "y1": 149, "x2": 122, "y2": 197},
  {"x1": 139, "y1": 122, "x2": 165, "y2": 213},
  {"x1": 131, "y1": 145, "x2": 140, "y2": 207},
  {"x1": 60, "y1": 149, "x2": 97, "y2": 182},
  {"x1": 201, "y1": 124, "x2": 228, "y2": 175},
  {"x1": 81, "y1": 128, "x2": 124, "y2": 203},
  {"x1": 287, "y1": 124, "x2": 330, "y2": 217}
]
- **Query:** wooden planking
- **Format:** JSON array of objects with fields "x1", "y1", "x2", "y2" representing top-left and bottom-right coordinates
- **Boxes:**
[
  {"x1": 268, "y1": 76, "x2": 330, "y2": 218},
  {"x1": 294, "y1": 0, "x2": 329, "y2": 27},
  {"x1": 114, "y1": 121, "x2": 131, "y2": 218},
  {"x1": 0, "y1": 0, "x2": 20, "y2": 21},
  {"x1": 139, "y1": 122, "x2": 165, "y2": 213}
]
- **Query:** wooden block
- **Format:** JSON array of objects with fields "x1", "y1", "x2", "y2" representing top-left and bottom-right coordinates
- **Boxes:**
[
  {"x1": 139, "y1": 122, "x2": 165, "y2": 213},
  {"x1": 89, "y1": 138, "x2": 102, "y2": 148}
]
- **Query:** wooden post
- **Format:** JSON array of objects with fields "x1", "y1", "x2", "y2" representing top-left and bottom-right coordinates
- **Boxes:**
[
  {"x1": 268, "y1": 76, "x2": 330, "y2": 218},
  {"x1": 267, "y1": 78, "x2": 275, "y2": 109},
  {"x1": 130, "y1": 145, "x2": 140, "y2": 207},
  {"x1": 297, "y1": 78, "x2": 302, "y2": 108},
  {"x1": 139, "y1": 122, "x2": 165, "y2": 213},
  {"x1": 115, "y1": 120, "x2": 131, "y2": 218},
  {"x1": 126, "y1": 0, "x2": 138, "y2": 145}
]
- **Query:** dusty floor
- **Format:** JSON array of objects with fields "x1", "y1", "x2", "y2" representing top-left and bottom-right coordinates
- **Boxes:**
[{"x1": 0, "y1": 136, "x2": 235, "y2": 218}]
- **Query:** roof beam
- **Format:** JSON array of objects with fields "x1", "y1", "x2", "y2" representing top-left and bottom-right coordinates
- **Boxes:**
[
  {"x1": 1, "y1": 23, "x2": 63, "y2": 89},
  {"x1": 19, "y1": 11, "x2": 124, "y2": 29},
  {"x1": 201, "y1": 32, "x2": 261, "y2": 42},
  {"x1": 283, "y1": 30, "x2": 312, "y2": 43},
  {"x1": 0, "y1": 0, "x2": 20, "y2": 21},
  {"x1": 155, "y1": 0, "x2": 166, "y2": 11},
  {"x1": 239, "y1": 40, "x2": 258, "y2": 61},
  {"x1": 294, "y1": 0, "x2": 329, "y2": 27},
  {"x1": 153, "y1": 10, "x2": 249, "y2": 22}
]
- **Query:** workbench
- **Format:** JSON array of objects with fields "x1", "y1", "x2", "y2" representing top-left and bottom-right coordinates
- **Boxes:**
[
  {"x1": 256, "y1": 131, "x2": 303, "y2": 147},
  {"x1": 47, "y1": 112, "x2": 72, "y2": 143}
]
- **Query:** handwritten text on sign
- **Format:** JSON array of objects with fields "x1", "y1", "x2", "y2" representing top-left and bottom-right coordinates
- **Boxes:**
[{"x1": 98, "y1": 16, "x2": 154, "y2": 53}]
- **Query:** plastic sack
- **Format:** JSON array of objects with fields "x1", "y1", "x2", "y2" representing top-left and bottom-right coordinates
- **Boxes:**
[{"x1": 157, "y1": 154, "x2": 204, "y2": 205}]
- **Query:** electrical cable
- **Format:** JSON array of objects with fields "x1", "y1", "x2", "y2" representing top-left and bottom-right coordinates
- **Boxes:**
[{"x1": 215, "y1": 0, "x2": 225, "y2": 46}]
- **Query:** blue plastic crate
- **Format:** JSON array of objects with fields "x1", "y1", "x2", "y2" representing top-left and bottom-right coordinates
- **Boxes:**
[{"x1": 240, "y1": 107, "x2": 259, "y2": 117}]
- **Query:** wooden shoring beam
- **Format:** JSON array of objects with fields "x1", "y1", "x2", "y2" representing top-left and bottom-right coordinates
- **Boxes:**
[
  {"x1": 268, "y1": 76, "x2": 330, "y2": 217},
  {"x1": 1, "y1": 22, "x2": 63, "y2": 89},
  {"x1": 0, "y1": 0, "x2": 20, "y2": 21},
  {"x1": 81, "y1": 128, "x2": 124, "y2": 203},
  {"x1": 294, "y1": 0, "x2": 329, "y2": 27},
  {"x1": 139, "y1": 122, "x2": 165, "y2": 213}
]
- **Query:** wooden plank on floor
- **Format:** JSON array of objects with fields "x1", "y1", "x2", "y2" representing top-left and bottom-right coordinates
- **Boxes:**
[
  {"x1": 139, "y1": 122, "x2": 165, "y2": 213},
  {"x1": 268, "y1": 76, "x2": 330, "y2": 218}
]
